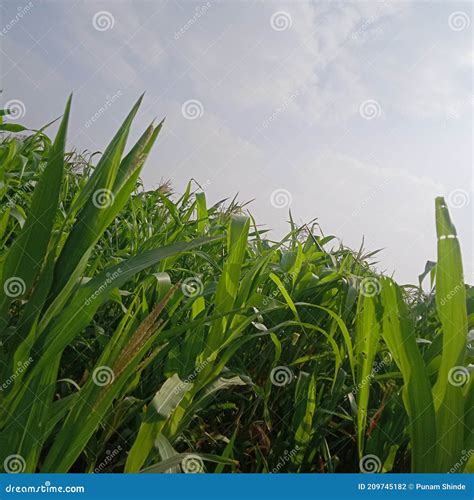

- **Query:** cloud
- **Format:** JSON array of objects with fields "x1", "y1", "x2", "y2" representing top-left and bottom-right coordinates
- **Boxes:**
[
  {"x1": 1, "y1": 0, "x2": 471, "y2": 283},
  {"x1": 262, "y1": 152, "x2": 447, "y2": 282}
]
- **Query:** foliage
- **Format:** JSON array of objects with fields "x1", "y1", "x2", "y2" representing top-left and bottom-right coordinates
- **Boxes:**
[{"x1": 0, "y1": 98, "x2": 472, "y2": 474}]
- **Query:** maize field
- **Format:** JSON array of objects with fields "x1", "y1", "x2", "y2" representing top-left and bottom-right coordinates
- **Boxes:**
[{"x1": 0, "y1": 97, "x2": 472, "y2": 474}]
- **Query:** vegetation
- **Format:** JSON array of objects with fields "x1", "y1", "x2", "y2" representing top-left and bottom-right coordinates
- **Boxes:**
[{"x1": 0, "y1": 97, "x2": 472, "y2": 474}]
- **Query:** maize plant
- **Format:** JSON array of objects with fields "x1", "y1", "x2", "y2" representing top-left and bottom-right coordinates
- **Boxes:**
[{"x1": 0, "y1": 97, "x2": 471, "y2": 474}]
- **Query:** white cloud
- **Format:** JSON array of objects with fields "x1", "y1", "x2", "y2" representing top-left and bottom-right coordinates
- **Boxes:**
[{"x1": 2, "y1": 0, "x2": 471, "y2": 283}]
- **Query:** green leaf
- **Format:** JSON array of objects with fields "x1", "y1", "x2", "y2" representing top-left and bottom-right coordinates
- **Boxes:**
[
  {"x1": 355, "y1": 293, "x2": 380, "y2": 458},
  {"x1": 0, "y1": 95, "x2": 71, "y2": 329},
  {"x1": 432, "y1": 197, "x2": 468, "y2": 471},
  {"x1": 380, "y1": 278, "x2": 437, "y2": 472}
]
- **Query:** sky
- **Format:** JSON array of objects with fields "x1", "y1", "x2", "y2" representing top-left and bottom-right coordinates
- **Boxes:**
[{"x1": 1, "y1": 0, "x2": 472, "y2": 284}]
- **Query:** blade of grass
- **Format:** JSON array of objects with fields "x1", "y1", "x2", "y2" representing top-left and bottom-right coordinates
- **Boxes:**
[
  {"x1": 432, "y1": 197, "x2": 467, "y2": 471},
  {"x1": 380, "y1": 277, "x2": 437, "y2": 472}
]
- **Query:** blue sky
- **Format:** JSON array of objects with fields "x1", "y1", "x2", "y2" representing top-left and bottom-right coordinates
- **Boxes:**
[{"x1": 1, "y1": 0, "x2": 472, "y2": 283}]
